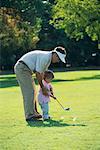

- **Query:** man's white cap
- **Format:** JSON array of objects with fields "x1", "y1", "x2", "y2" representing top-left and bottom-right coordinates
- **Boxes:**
[{"x1": 53, "y1": 47, "x2": 66, "y2": 63}]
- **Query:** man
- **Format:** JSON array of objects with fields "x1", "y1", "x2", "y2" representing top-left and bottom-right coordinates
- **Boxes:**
[{"x1": 14, "y1": 46, "x2": 66, "y2": 121}]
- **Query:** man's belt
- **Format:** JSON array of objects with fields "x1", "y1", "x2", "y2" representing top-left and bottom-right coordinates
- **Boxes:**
[{"x1": 19, "y1": 61, "x2": 31, "y2": 71}]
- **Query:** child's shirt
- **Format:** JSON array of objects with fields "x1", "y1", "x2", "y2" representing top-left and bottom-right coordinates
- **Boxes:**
[{"x1": 38, "y1": 80, "x2": 52, "y2": 104}]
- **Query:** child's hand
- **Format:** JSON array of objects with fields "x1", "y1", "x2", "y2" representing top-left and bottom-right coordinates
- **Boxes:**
[
  {"x1": 53, "y1": 96, "x2": 57, "y2": 100},
  {"x1": 50, "y1": 94, "x2": 57, "y2": 99}
]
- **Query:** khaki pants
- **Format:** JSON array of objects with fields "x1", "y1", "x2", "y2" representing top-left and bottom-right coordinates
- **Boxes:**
[{"x1": 14, "y1": 62, "x2": 35, "y2": 119}]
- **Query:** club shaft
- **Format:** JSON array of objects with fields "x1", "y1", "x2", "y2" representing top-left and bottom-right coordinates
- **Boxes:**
[{"x1": 56, "y1": 99, "x2": 65, "y2": 109}]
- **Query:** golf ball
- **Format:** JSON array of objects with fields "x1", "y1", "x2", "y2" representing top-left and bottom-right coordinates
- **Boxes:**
[
  {"x1": 60, "y1": 116, "x2": 64, "y2": 120},
  {"x1": 73, "y1": 117, "x2": 77, "y2": 121}
]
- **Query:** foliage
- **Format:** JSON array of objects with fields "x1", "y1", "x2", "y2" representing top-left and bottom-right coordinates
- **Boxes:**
[
  {"x1": 1, "y1": 0, "x2": 44, "y2": 23},
  {"x1": 0, "y1": 0, "x2": 99, "y2": 70},
  {"x1": 0, "y1": 7, "x2": 41, "y2": 69},
  {"x1": 51, "y1": 0, "x2": 100, "y2": 41}
]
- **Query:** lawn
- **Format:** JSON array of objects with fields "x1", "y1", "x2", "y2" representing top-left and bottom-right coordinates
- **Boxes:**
[{"x1": 0, "y1": 70, "x2": 100, "y2": 150}]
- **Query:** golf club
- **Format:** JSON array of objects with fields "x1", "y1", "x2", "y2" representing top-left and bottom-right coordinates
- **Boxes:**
[{"x1": 56, "y1": 98, "x2": 70, "y2": 111}]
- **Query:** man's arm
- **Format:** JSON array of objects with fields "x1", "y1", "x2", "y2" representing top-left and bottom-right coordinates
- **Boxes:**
[{"x1": 35, "y1": 72, "x2": 48, "y2": 96}]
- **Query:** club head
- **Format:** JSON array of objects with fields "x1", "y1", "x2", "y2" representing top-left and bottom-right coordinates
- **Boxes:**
[{"x1": 64, "y1": 108, "x2": 70, "y2": 111}]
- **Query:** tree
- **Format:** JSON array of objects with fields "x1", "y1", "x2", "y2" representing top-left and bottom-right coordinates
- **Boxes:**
[
  {"x1": 1, "y1": 0, "x2": 46, "y2": 25},
  {"x1": 0, "y1": 6, "x2": 41, "y2": 69},
  {"x1": 51, "y1": 0, "x2": 100, "y2": 41}
]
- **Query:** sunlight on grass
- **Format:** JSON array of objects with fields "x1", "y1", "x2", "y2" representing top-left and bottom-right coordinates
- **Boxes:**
[{"x1": 0, "y1": 70, "x2": 100, "y2": 150}]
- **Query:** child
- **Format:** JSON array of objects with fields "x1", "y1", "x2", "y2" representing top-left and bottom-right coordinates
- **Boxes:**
[{"x1": 38, "y1": 70, "x2": 56, "y2": 120}]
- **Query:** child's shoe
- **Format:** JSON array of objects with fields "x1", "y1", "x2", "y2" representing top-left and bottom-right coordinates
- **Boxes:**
[{"x1": 43, "y1": 116, "x2": 51, "y2": 121}]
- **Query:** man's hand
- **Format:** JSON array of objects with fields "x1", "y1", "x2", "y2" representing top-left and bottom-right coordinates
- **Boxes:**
[
  {"x1": 36, "y1": 72, "x2": 49, "y2": 96},
  {"x1": 42, "y1": 87, "x2": 49, "y2": 96}
]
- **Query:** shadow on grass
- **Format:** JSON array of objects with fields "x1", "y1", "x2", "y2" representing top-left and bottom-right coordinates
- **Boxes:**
[
  {"x1": 26, "y1": 119, "x2": 86, "y2": 127},
  {"x1": 52, "y1": 74, "x2": 100, "y2": 83},
  {"x1": 0, "y1": 76, "x2": 18, "y2": 88},
  {"x1": 0, "y1": 74, "x2": 100, "y2": 88}
]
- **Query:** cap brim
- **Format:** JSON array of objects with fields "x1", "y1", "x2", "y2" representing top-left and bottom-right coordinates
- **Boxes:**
[
  {"x1": 56, "y1": 51, "x2": 66, "y2": 63},
  {"x1": 61, "y1": 57, "x2": 66, "y2": 63}
]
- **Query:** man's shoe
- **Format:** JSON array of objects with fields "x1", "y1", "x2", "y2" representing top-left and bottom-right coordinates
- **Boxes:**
[
  {"x1": 26, "y1": 114, "x2": 42, "y2": 121},
  {"x1": 33, "y1": 114, "x2": 42, "y2": 119},
  {"x1": 34, "y1": 113, "x2": 42, "y2": 119},
  {"x1": 26, "y1": 117, "x2": 37, "y2": 121}
]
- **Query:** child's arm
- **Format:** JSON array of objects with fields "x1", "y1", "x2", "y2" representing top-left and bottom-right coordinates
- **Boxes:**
[
  {"x1": 50, "y1": 87, "x2": 54, "y2": 95},
  {"x1": 50, "y1": 86, "x2": 56, "y2": 99}
]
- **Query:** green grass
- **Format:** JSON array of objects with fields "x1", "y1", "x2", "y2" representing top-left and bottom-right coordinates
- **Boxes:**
[{"x1": 0, "y1": 70, "x2": 100, "y2": 150}]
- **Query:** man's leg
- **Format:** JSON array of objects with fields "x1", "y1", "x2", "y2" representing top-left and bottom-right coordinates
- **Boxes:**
[{"x1": 14, "y1": 62, "x2": 35, "y2": 119}]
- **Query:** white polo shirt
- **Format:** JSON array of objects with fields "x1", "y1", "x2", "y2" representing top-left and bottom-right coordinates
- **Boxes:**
[{"x1": 19, "y1": 50, "x2": 52, "y2": 73}]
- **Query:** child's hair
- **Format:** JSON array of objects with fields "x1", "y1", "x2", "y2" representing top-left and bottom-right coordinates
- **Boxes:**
[{"x1": 44, "y1": 70, "x2": 54, "y2": 80}]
